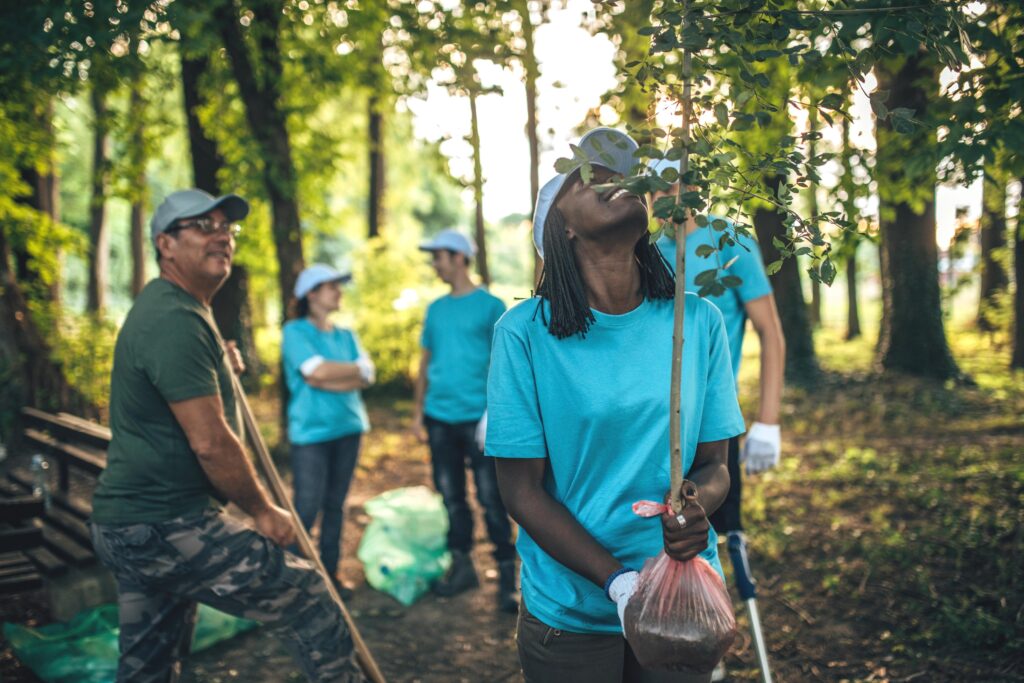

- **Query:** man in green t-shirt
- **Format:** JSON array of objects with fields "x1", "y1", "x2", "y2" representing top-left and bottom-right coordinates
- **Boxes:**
[{"x1": 90, "y1": 189, "x2": 365, "y2": 683}]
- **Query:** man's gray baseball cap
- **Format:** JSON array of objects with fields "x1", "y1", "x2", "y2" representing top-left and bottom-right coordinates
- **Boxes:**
[{"x1": 150, "y1": 189, "x2": 250, "y2": 242}]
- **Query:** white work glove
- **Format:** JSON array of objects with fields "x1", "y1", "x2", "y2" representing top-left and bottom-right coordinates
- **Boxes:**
[
  {"x1": 474, "y1": 411, "x2": 487, "y2": 452},
  {"x1": 741, "y1": 422, "x2": 781, "y2": 474},
  {"x1": 607, "y1": 569, "x2": 639, "y2": 635},
  {"x1": 355, "y1": 355, "x2": 376, "y2": 385}
]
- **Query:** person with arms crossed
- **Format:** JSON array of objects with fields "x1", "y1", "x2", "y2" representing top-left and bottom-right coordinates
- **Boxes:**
[
  {"x1": 411, "y1": 228, "x2": 518, "y2": 613},
  {"x1": 90, "y1": 189, "x2": 365, "y2": 683},
  {"x1": 282, "y1": 263, "x2": 375, "y2": 601}
]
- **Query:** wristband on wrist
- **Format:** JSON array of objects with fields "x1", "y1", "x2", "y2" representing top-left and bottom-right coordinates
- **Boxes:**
[{"x1": 604, "y1": 567, "x2": 635, "y2": 601}]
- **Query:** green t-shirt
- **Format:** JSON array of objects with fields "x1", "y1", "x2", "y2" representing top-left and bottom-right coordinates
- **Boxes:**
[{"x1": 91, "y1": 278, "x2": 241, "y2": 524}]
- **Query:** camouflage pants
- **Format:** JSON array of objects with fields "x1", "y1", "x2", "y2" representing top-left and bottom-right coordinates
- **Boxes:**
[{"x1": 90, "y1": 508, "x2": 365, "y2": 683}]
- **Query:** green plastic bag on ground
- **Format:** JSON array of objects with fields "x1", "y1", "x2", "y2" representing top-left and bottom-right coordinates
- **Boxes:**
[
  {"x1": 3, "y1": 603, "x2": 257, "y2": 683},
  {"x1": 356, "y1": 485, "x2": 450, "y2": 606}
]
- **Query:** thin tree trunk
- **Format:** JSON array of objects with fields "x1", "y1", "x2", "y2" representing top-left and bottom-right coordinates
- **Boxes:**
[
  {"x1": 216, "y1": 0, "x2": 304, "y2": 320},
  {"x1": 755, "y1": 176, "x2": 819, "y2": 383},
  {"x1": 807, "y1": 107, "x2": 821, "y2": 328},
  {"x1": 845, "y1": 252, "x2": 861, "y2": 340},
  {"x1": 129, "y1": 85, "x2": 147, "y2": 298},
  {"x1": 87, "y1": 84, "x2": 110, "y2": 314},
  {"x1": 1012, "y1": 183, "x2": 1024, "y2": 369},
  {"x1": 978, "y1": 168, "x2": 1008, "y2": 330},
  {"x1": 181, "y1": 49, "x2": 225, "y2": 195},
  {"x1": 368, "y1": 93, "x2": 385, "y2": 239},
  {"x1": 468, "y1": 86, "x2": 490, "y2": 285},
  {"x1": 519, "y1": 0, "x2": 543, "y2": 286},
  {"x1": 875, "y1": 54, "x2": 958, "y2": 379}
]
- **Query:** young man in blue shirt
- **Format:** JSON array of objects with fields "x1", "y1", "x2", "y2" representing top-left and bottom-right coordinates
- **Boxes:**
[{"x1": 411, "y1": 229, "x2": 517, "y2": 613}]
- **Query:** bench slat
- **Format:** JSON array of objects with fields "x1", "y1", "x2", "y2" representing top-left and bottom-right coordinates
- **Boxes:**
[
  {"x1": 22, "y1": 428, "x2": 106, "y2": 475},
  {"x1": 21, "y1": 407, "x2": 111, "y2": 449}
]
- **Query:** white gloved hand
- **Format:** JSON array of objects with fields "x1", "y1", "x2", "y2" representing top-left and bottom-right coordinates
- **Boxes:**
[
  {"x1": 474, "y1": 411, "x2": 487, "y2": 452},
  {"x1": 607, "y1": 569, "x2": 639, "y2": 635},
  {"x1": 355, "y1": 355, "x2": 376, "y2": 385},
  {"x1": 741, "y1": 422, "x2": 781, "y2": 474}
]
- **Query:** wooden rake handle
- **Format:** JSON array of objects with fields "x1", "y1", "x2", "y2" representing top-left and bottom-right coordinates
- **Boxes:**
[{"x1": 229, "y1": 371, "x2": 387, "y2": 683}]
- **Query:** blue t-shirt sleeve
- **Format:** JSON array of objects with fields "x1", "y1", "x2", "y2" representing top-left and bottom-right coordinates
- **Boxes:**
[
  {"x1": 727, "y1": 233, "x2": 773, "y2": 304},
  {"x1": 282, "y1": 324, "x2": 319, "y2": 373},
  {"x1": 421, "y1": 305, "x2": 434, "y2": 351},
  {"x1": 485, "y1": 326, "x2": 547, "y2": 459},
  {"x1": 698, "y1": 306, "x2": 746, "y2": 443}
]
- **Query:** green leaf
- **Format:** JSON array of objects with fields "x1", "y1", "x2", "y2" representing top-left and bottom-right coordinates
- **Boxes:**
[
  {"x1": 820, "y1": 257, "x2": 836, "y2": 285},
  {"x1": 721, "y1": 275, "x2": 743, "y2": 289},
  {"x1": 636, "y1": 145, "x2": 664, "y2": 160},
  {"x1": 660, "y1": 167, "x2": 679, "y2": 183},
  {"x1": 695, "y1": 244, "x2": 716, "y2": 257},
  {"x1": 694, "y1": 214, "x2": 709, "y2": 227},
  {"x1": 580, "y1": 162, "x2": 593, "y2": 185},
  {"x1": 870, "y1": 95, "x2": 888, "y2": 118},
  {"x1": 554, "y1": 157, "x2": 577, "y2": 173},
  {"x1": 766, "y1": 260, "x2": 783, "y2": 275},
  {"x1": 652, "y1": 196, "x2": 676, "y2": 218},
  {"x1": 715, "y1": 103, "x2": 729, "y2": 127},
  {"x1": 819, "y1": 93, "x2": 844, "y2": 111},
  {"x1": 712, "y1": 218, "x2": 729, "y2": 231},
  {"x1": 695, "y1": 269, "x2": 718, "y2": 286}
]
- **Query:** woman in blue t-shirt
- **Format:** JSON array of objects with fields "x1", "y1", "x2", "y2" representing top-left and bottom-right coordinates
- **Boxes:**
[
  {"x1": 486, "y1": 128, "x2": 745, "y2": 682},
  {"x1": 281, "y1": 264, "x2": 374, "y2": 599}
]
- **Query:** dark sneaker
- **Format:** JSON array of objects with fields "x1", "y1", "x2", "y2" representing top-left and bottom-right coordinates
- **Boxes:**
[
  {"x1": 432, "y1": 550, "x2": 479, "y2": 597},
  {"x1": 497, "y1": 559, "x2": 519, "y2": 614}
]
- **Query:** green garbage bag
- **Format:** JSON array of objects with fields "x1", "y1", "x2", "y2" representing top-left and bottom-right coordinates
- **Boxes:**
[
  {"x1": 357, "y1": 485, "x2": 450, "y2": 606},
  {"x1": 3, "y1": 603, "x2": 257, "y2": 683}
]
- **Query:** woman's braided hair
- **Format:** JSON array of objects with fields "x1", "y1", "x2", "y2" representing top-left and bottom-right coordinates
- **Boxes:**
[{"x1": 534, "y1": 177, "x2": 676, "y2": 339}]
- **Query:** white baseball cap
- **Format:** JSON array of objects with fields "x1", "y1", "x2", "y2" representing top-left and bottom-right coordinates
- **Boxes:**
[
  {"x1": 532, "y1": 127, "x2": 641, "y2": 259},
  {"x1": 150, "y1": 189, "x2": 249, "y2": 242},
  {"x1": 294, "y1": 264, "x2": 352, "y2": 300},
  {"x1": 419, "y1": 228, "x2": 477, "y2": 258}
]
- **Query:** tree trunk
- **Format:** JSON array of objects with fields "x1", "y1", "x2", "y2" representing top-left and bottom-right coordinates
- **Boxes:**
[
  {"x1": 806, "y1": 108, "x2": 821, "y2": 328},
  {"x1": 468, "y1": 86, "x2": 490, "y2": 285},
  {"x1": 519, "y1": 0, "x2": 543, "y2": 286},
  {"x1": 129, "y1": 85, "x2": 148, "y2": 298},
  {"x1": 87, "y1": 84, "x2": 110, "y2": 314},
  {"x1": 368, "y1": 94, "x2": 385, "y2": 239},
  {"x1": 216, "y1": 0, "x2": 304, "y2": 321},
  {"x1": 978, "y1": 168, "x2": 1008, "y2": 330},
  {"x1": 845, "y1": 252, "x2": 861, "y2": 340},
  {"x1": 180, "y1": 36, "x2": 261, "y2": 383},
  {"x1": 0, "y1": 224, "x2": 97, "y2": 419},
  {"x1": 875, "y1": 54, "x2": 958, "y2": 379},
  {"x1": 180, "y1": 49, "x2": 225, "y2": 195},
  {"x1": 754, "y1": 175, "x2": 819, "y2": 382},
  {"x1": 1012, "y1": 185, "x2": 1024, "y2": 369}
]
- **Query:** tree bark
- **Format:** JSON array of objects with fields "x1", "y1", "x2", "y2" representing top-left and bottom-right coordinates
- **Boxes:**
[
  {"x1": 519, "y1": 0, "x2": 543, "y2": 286},
  {"x1": 0, "y1": 223, "x2": 97, "y2": 419},
  {"x1": 468, "y1": 86, "x2": 490, "y2": 285},
  {"x1": 216, "y1": 0, "x2": 304, "y2": 321},
  {"x1": 1013, "y1": 185, "x2": 1024, "y2": 369},
  {"x1": 978, "y1": 168, "x2": 1008, "y2": 330},
  {"x1": 129, "y1": 85, "x2": 148, "y2": 298},
  {"x1": 875, "y1": 54, "x2": 958, "y2": 379},
  {"x1": 368, "y1": 93, "x2": 385, "y2": 239},
  {"x1": 87, "y1": 83, "x2": 111, "y2": 314},
  {"x1": 845, "y1": 253, "x2": 861, "y2": 340},
  {"x1": 181, "y1": 49, "x2": 225, "y2": 195},
  {"x1": 754, "y1": 175, "x2": 819, "y2": 382}
]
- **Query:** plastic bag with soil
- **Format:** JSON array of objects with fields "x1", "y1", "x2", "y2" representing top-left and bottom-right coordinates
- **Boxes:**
[{"x1": 625, "y1": 485, "x2": 737, "y2": 673}]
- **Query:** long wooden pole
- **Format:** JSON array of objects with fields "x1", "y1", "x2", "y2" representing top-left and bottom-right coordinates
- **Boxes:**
[
  {"x1": 669, "y1": 2, "x2": 692, "y2": 515},
  {"x1": 229, "y1": 371, "x2": 387, "y2": 683}
]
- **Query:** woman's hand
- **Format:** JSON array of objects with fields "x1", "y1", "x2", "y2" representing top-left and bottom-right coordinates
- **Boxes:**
[{"x1": 660, "y1": 481, "x2": 710, "y2": 562}]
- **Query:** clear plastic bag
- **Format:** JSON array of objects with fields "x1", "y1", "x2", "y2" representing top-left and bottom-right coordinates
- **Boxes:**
[{"x1": 625, "y1": 487, "x2": 737, "y2": 673}]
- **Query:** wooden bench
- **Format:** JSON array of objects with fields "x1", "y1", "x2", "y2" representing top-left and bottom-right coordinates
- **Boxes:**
[{"x1": 1, "y1": 407, "x2": 117, "y2": 618}]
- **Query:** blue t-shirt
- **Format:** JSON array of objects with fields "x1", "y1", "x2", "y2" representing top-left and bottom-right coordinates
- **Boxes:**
[
  {"x1": 282, "y1": 318, "x2": 370, "y2": 446},
  {"x1": 485, "y1": 295, "x2": 745, "y2": 634},
  {"x1": 422, "y1": 288, "x2": 506, "y2": 424},
  {"x1": 657, "y1": 217, "x2": 773, "y2": 376}
]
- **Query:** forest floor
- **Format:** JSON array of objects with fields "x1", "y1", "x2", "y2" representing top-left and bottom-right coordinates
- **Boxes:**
[{"x1": 1, "y1": 328, "x2": 1021, "y2": 682}]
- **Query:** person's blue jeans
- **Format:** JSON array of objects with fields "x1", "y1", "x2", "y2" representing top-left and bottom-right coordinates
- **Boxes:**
[
  {"x1": 290, "y1": 433, "x2": 362, "y2": 576},
  {"x1": 425, "y1": 415, "x2": 515, "y2": 562}
]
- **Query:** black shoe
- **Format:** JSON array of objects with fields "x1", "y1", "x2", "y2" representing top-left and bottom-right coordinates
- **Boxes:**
[
  {"x1": 432, "y1": 550, "x2": 479, "y2": 597},
  {"x1": 496, "y1": 559, "x2": 519, "y2": 614},
  {"x1": 330, "y1": 575, "x2": 355, "y2": 602}
]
